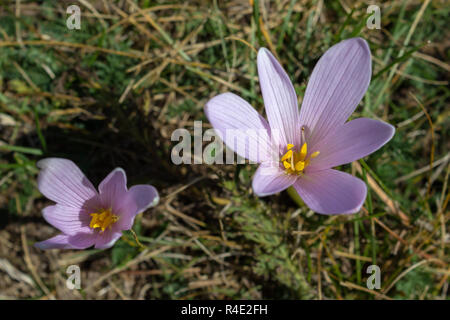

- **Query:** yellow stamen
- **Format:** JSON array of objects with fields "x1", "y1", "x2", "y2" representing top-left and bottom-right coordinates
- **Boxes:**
[
  {"x1": 290, "y1": 152, "x2": 295, "y2": 169},
  {"x1": 311, "y1": 151, "x2": 320, "y2": 158},
  {"x1": 295, "y1": 161, "x2": 305, "y2": 171},
  {"x1": 300, "y1": 142, "x2": 308, "y2": 160},
  {"x1": 301, "y1": 126, "x2": 306, "y2": 142},
  {"x1": 281, "y1": 149, "x2": 293, "y2": 162},
  {"x1": 280, "y1": 142, "x2": 319, "y2": 175},
  {"x1": 89, "y1": 208, "x2": 118, "y2": 232}
]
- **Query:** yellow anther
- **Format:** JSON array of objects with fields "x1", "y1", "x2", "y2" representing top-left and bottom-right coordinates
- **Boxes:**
[
  {"x1": 89, "y1": 214, "x2": 99, "y2": 229},
  {"x1": 280, "y1": 142, "x2": 319, "y2": 175},
  {"x1": 295, "y1": 161, "x2": 305, "y2": 171},
  {"x1": 311, "y1": 151, "x2": 320, "y2": 158},
  {"x1": 281, "y1": 149, "x2": 293, "y2": 162},
  {"x1": 89, "y1": 208, "x2": 118, "y2": 232},
  {"x1": 300, "y1": 142, "x2": 308, "y2": 160}
]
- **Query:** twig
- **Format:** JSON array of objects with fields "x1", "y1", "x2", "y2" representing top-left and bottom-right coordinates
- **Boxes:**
[
  {"x1": 373, "y1": 218, "x2": 446, "y2": 267},
  {"x1": 85, "y1": 245, "x2": 172, "y2": 291},
  {"x1": 20, "y1": 226, "x2": 53, "y2": 298},
  {"x1": 340, "y1": 281, "x2": 393, "y2": 300},
  {"x1": 409, "y1": 92, "x2": 435, "y2": 199},
  {"x1": 382, "y1": 259, "x2": 437, "y2": 295},
  {"x1": 353, "y1": 161, "x2": 410, "y2": 225},
  {"x1": 394, "y1": 154, "x2": 449, "y2": 183}
]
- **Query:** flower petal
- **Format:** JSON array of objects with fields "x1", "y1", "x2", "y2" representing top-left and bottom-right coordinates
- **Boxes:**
[
  {"x1": 35, "y1": 232, "x2": 96, "y2": 250},
  {"x1": 37, "y1": 158, "x2": 98, "y2": 209},
  {"x1": 294, "y1": 169, "x2": 367, "y2": 214},
  {"x1": 252, "y1": 162, "x2": 297, "y2": 196},
  {"x1": 66, "y1": 232, "x2": 96, "y2": 249},
  {"x1": 128, "y1": 185, "x2": 159, "y2": 214},
  {"x1": 205, "y1": 92, "x2": 272, "y2": 163},
  {"x1": 98, "y1": 168, "x2": 128, "y2": 211},
  {"x1": 42, "y1": 205, "x2": 92, "y2": 235},
  {"x1": 115, "y1": 185, "x2": 159, "y2": 230},
  {"x1": 35, "y1": 234, "x2": 73, "y2": 250},
  {"x1": 257, "y1": 48, "x2": 300, "y2": 147},
  {"x1": 307, "y1": 118, "x2": 395, "y2": 171},
  {"x1": 299, "y1": 38, "x2": 372, "y2": 147},
  {"x1": 94, "y1": 231, "x2": 123, "y2": 249}
]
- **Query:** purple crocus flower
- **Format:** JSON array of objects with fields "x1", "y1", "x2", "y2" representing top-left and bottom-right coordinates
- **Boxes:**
[
  {"x1": 205, "y1": 38, "x2": 394, "y2": 214},
  {"x1": 35, "y1": 158, "x2": 159, "y2": 249}
]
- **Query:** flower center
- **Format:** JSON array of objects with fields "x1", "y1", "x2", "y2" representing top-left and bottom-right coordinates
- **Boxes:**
[
  {"x1": 89, "y1": 208, "x2": 118, "y2": 232},
  {"x1": 281, "y1": 142, "x2": 319, "y2": 175}
]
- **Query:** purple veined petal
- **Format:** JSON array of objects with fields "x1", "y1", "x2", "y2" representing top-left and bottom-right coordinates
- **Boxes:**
[
  {"x1": 42, "y1": 204, "x2": 92, "y2": 235},
  {"x1": 129, "y1": 185, "x2": 159, "y2": 214},
  {"x1": 252, "y1": 162, "x2": 297, "y2": 196},
  {"x1": 299, "y1": 38, "x2": 372, "y2": 147},
  {"x1": 115, "y1": 185, "x2": 159, "y2": 231},
  {"x1": 37, "y1": 158, "x2": 98, "y2": 209},
  {"x1": 35, "y1": 232, "x2": 96, "y2": 250},
  {"x1": 98, "y1": 168, "x2": 128, "y2": 211},
  {"x1": 35, "y1": 234, "x2": 73, "y2": 250},
  {"x1": 257, "y1": 48, "x2": 300, "y2": 148},
  {"x1": 294, "y1": 169, "x2": 367, "y2": 214},
  {"x1": 307, "y1": 118, "x2": 395, "y2": 172},
  {"x1": 66, "y1": 232, "x2": 97, "y2": 249},
  {"x1": 94, "y1": 231, "x2": 123, "y2": 249},
  {"x1": 205, "y1": 92, "x2": 273, "y2": 163}
]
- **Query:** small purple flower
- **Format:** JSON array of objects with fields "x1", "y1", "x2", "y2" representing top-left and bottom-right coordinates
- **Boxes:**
[
  {"x1": 35, "y1": 158, "x2": 159, "y2": 250},
  {"x1": 205, "y1": 38, "x2": 395, "y2": 214}
]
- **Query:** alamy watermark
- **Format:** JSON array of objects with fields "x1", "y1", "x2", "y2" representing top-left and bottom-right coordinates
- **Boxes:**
[
  {"x1": 171, "y1": 120, "x2": 282, "y2": 169},
  {"x1": 366, "y1": 264, "x2": 381, "y2": 290},
  {"x1": 66, "y1": 265, "x2": 81, "y2": 290},
  {"x1": 366, "y1": 5, "x2": 381, "y2": 30},
  {"x1": 66, "y1": 5, "x2": 81, "y2": 30}
]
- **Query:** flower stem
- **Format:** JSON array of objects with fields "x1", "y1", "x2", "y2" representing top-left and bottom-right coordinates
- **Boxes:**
[
  {"x1": 287, "y1": 186, "x2": 304, "y2": 208},
  {"x1": 129, "y1": 229, "x2": 146, "y2": 250}
]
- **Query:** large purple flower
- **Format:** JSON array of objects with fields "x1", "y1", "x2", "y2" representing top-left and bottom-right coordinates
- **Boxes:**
[
  {"x1": 205, "y1": 38, "x2": 394, "y2": 214},
  {"x1": 35, "y1": 158, "x2": 159, "y2": 249}
]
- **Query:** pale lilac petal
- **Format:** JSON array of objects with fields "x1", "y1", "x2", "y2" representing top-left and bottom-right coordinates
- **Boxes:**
[
  {"x1": 257, "y1": 48, "x2": 300, "y2": 147},
  {"x1": 35, "y1": 232, "x2": 96, "y2": 250},
  {"x1": 35, "y1": 234, "x2": 73, "y2": 250},
  {"x1": 252, "y1": 162, "x2": 297, "y2": 196},
  {"x1": 299, "y1": 38, "x2": 372, "y2": 147},
  {"x1": 98, "y1": 168, "x2": 128, "y2": 211},
  {"x1": 66, "y1": 232, "x2": 96, "y2": 249},
  {"x1": 308, "y1": 118, "x2": 395, "y2": 171},
  {"x1": 37, "y1": 158, "x2": 98, "y2": 209},
  {"x1": 42, "y1": 205, "x2": 92, "y2": 235},
  {"x1": 94, "y1": 231, "x2": 123, "y2": 249},
  {"x1": 294, "y1": 169, "x2": 367, "y2": 214},
  {"x1": 128, "y1": 185, "x2": 159, "y2": 214},
  {"x1": 115, "y1": 185, "x2": 159, "y2": 230},
  {"x1": 205, "y1": 92, "x2": 273, "y2": 163}
]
